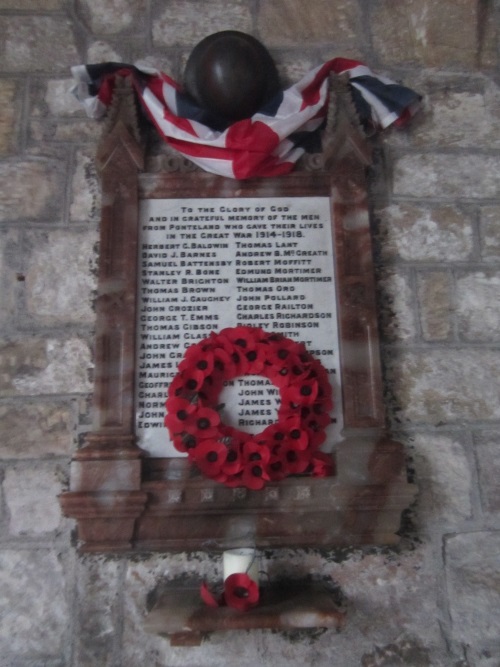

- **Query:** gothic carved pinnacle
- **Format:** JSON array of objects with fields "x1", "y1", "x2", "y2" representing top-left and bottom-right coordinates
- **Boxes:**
[
  {"x1": 304, "y1": 73, "x2": 372, "y2": 171},
  {"x1": 101, "y1": 75, "x2": 142, "y2": 145}
]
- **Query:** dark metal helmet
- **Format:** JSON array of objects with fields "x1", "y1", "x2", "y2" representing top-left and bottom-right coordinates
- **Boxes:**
[{"x1": 183, "y1": 31, "x2": 281, "y2": 122}]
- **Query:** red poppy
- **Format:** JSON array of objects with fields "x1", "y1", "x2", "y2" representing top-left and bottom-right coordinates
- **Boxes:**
[
  {"x1": 168, "y1": 367, "x2": 207, "y2": 397},
  {"x1": 220, "y1": 325, "x2": 262, "y2": 350},
  {"x1": 241, "y1": 461, "x2": 270, "y2": 490},
  {"x1": 300, "y1": 404, "x2": 333, "y2": 430},
  {"x1": 263, "y1": 352, "x2": 302, "y2": 388},
  {"x1": 200, "y1": 581, "x2": 221, "y2": 608},
  {"x1": 242, "y1": 440, "x2": 271, "y2": 466},
  {"x1": 221, "y1": 445, "x2": 244, "y2": 475},
  {"x1": 211, "y1": 345, "x2": 233, "y2": 373},
  {"x1": 166, "y1": 372, "x2": 188, "y2": 399},
  {"x1": 282, "y1": 377, "x2": 319, "y2": 407},
  {"x1": 179, "y1": 344, "x2": 215, "y2": 377},
  {"x1": 221, "y1": 327, "x2": 267, "y2": 375},
  {"x1": 306, "y1": 427, "x2": 327, "y2": 448},
  {"x1": 224, "y1": 573, "x2": 259, "y2": 611},
  {"x1": 310, "y1": 451, "x2": 335, "y2": 477},
  {"x1": 277, "y1": 442, "x2": 310, "y2": 475},
  {"x1": 182, "y1": 406, "x2": 221, "y2": 438},
  {"x1": 164, "y1": 396, "x2": 197, "y2": 433},
  {"x1": 287, "y1": 420, "x2": 309, "y2": 450},
  {"x1": 216, "y1": 344, "x2": 251, "y2": 379},
  {"x1": 195, "y1": 440, "x2": 227, "y2": 477},
  {"x1": 268, "y1": 454, "x2": 288, "y2": 481}
]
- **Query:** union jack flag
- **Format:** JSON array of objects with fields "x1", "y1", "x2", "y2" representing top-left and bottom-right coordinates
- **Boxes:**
[{"x1": 71, "y1": 59, "x2": 420, "y2": 180}]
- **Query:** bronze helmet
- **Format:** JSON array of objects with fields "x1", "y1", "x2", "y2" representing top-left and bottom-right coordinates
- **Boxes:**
[{"x1": 183, "y1": 31, "x2": 281, "y2": 122}]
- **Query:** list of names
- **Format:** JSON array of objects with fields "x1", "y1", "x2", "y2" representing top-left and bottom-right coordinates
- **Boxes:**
[{"x1": 135, "y1": 197, "x2": 343, "y2": 457}]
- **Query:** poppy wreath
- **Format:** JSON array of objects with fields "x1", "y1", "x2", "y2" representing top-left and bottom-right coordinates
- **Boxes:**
[{"x1": 164, "y1": 326, "x2": 334, "y2": 489}]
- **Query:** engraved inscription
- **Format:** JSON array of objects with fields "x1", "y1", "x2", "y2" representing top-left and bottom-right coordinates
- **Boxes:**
[{"x1": 135, "y1": 197, "x2": 343, "y2": 456}]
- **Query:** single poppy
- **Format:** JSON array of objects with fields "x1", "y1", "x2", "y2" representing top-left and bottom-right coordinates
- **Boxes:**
[
  {"x1": 241, "y1": 461, "x2": 270, "y2": 490},
  {"x1": 182, "y1": 406, "x2": 221, "y2": 438},
  {"x1": 220, "y1": 325, "x2": 263, "y2": 350},
  {"x1": 195, "y1": 439, "x2": 227, "y2": 477},
  {"x1": 278, "y1": 442, "x2": 310, "y2": 475},
  {"x1": 223, "y1": 572, "x2": 259, "y2": 611},
  {"x1": 268, "y1": 455, "x2": 288, "y2": 481},
  {"x1": 263, "y1": 351, "x2": 305, "y2": 388},
  {"x1": 221, "y1": 445, "x2": 244, "y2": 475},
  {"x1": 282, "y1": 418, "x2": 309, "y2": 450},
  {"x1": 179, "y1": 344, "x2": 215, "y2": 377},
  {"x1": 260, "y1": 423, "x2": 287, "y2": 447},
  {"x1": 164, "y1": 396, "x2": 197, "y2": 433},
  {"x1": 242, "y1": 440, "x2": 271, "y2": 466},
  {"x1": 283, "y1": 377, "x2": 319, "y2": 407},
  {"x1": 310, "y1": 451, "x2": 335, "y2": 477}
]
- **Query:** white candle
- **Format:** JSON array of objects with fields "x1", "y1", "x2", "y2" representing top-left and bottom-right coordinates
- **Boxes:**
[{"x1": 223, "y1": 548, "x2": 259, "y2": 584}]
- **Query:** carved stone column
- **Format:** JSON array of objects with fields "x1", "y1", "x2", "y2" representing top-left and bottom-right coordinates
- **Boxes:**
[{"x1": 60, "y1": 78, "x2": 148, "y2": 551}]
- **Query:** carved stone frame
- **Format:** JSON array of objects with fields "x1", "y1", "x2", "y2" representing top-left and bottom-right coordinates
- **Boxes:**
[{"x1": 60, "y1": 77, "x2": 416, "y2": 553}]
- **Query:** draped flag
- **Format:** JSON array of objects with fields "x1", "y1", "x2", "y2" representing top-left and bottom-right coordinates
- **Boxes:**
[{"x1": 71, "y1": 59, "x2": 421, "y2": 180}]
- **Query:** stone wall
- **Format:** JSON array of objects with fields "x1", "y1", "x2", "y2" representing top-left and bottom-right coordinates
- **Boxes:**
[{"x1": 0, "y1": 1, "x2": 499, "y2": 665}]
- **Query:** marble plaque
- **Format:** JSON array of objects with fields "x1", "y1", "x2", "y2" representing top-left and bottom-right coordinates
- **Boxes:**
[{"x1": 135, "y1": 196, "x2": 343, "y2": 457}]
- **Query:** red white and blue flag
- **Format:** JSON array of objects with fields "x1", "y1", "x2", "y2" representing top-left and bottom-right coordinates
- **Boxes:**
[{"x1": 71, "y1": 59, "x2": 420, "y2": 180}]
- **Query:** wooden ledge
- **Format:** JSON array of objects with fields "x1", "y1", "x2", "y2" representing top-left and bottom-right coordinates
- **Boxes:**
[{"x1": 145, "y1": 581, "x2": 346, "y2": 646}]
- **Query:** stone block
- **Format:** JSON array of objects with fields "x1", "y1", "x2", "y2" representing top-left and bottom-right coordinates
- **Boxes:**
[
  {"x1": 0, "y1": 228, "x2": 21, "y2": 328},
  {"x1": 0, "y1": 78, "x2": 21, "y2": 156},
  {"x1": 385, "y1": 349, "x2": 500, "y2": 424},
  {"x1": 0, "y1": 337, "x2": 93, "y2": 397},
  {"x1": 4, "y1": 464, "x2": 63, "y2": 535},
  {"x1": 0, "y1": 159, "x2": 64, "y2": 222},
  {"x1": 44, "y1": 79, "x2": 86, "y2": 117},
  {"x1": 87, "y1": 40, "x2": 123, "y2": 63},
  {"x1": 474, "y1": 431, "x2": 500, "y2": 513},
  {"x1": 272, "y1": 55, "x2": 318, "y2": 88},
  {"x1": 377, "y1": 268, "x2": 416, "y2": 343},
  {"x1": 0, "y1": 0, "x2": 63, "y2": 6},
  {"x1": 24, "y1": 229, "x2": 98, "y2": 327},
  {"x1": 417, "y1": 271, "x2": 453, "y2": 341},
  {"x1": 0, "y1": 16, "x2": 78, "y2": 73},
  {"x1": 394, "y1": 154, "x2": 500, "y2": 200},
  {"x1": 445, "y1": 531, "x2": 500, "y2": 644},
  {"x1": 410, "y1": 433, "x2": 472, "y2": 527},
  {"x1": 456, "y1": 271, "x2": 500, "y2": 342},
  {"x1": 402, "y1": 85, "x2": 500, "y2": 150},
  {"x1": 0, "y1": 401, "x2": 74, "y2": 459},
  {"x1": 30, "y1": 117, "x2": 100, "y2": 144},
  {"x1": 376, "y1": 204, "x2": 474, "y2": 262},
  {"x1": 77, "y1": 0, "x2": 147, "y2": 35},
  {"x1": 371, "y1": 0, "x2": 496, "y2": 68},
  {"x1": 74, "y1": 556, "x2": 121, "y2": 667},
  {"x1": 334, "y1": 547, "x2": 446, "y2": 661},
  {"x1": 70, "y1": 150, "x2": 101, "y2": 222},
  {"x1": 257, "y1": 0, "x2": 361, "y2": 48},
  {"x1": 480, "y1": 206, "x2": 500, "y2": 262},
  {"x1": 0, "y1": 550, "x2": 68, "y2": 656},
  {"x1": 29, "y1": 79, "x2": 100, "y2": 145},
  {"x1": 463, "y1": 650, "x2": 500, "y2": 667},
  {"x1": 152, "y1": 0, "x2": 252, "y2": 47}
]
